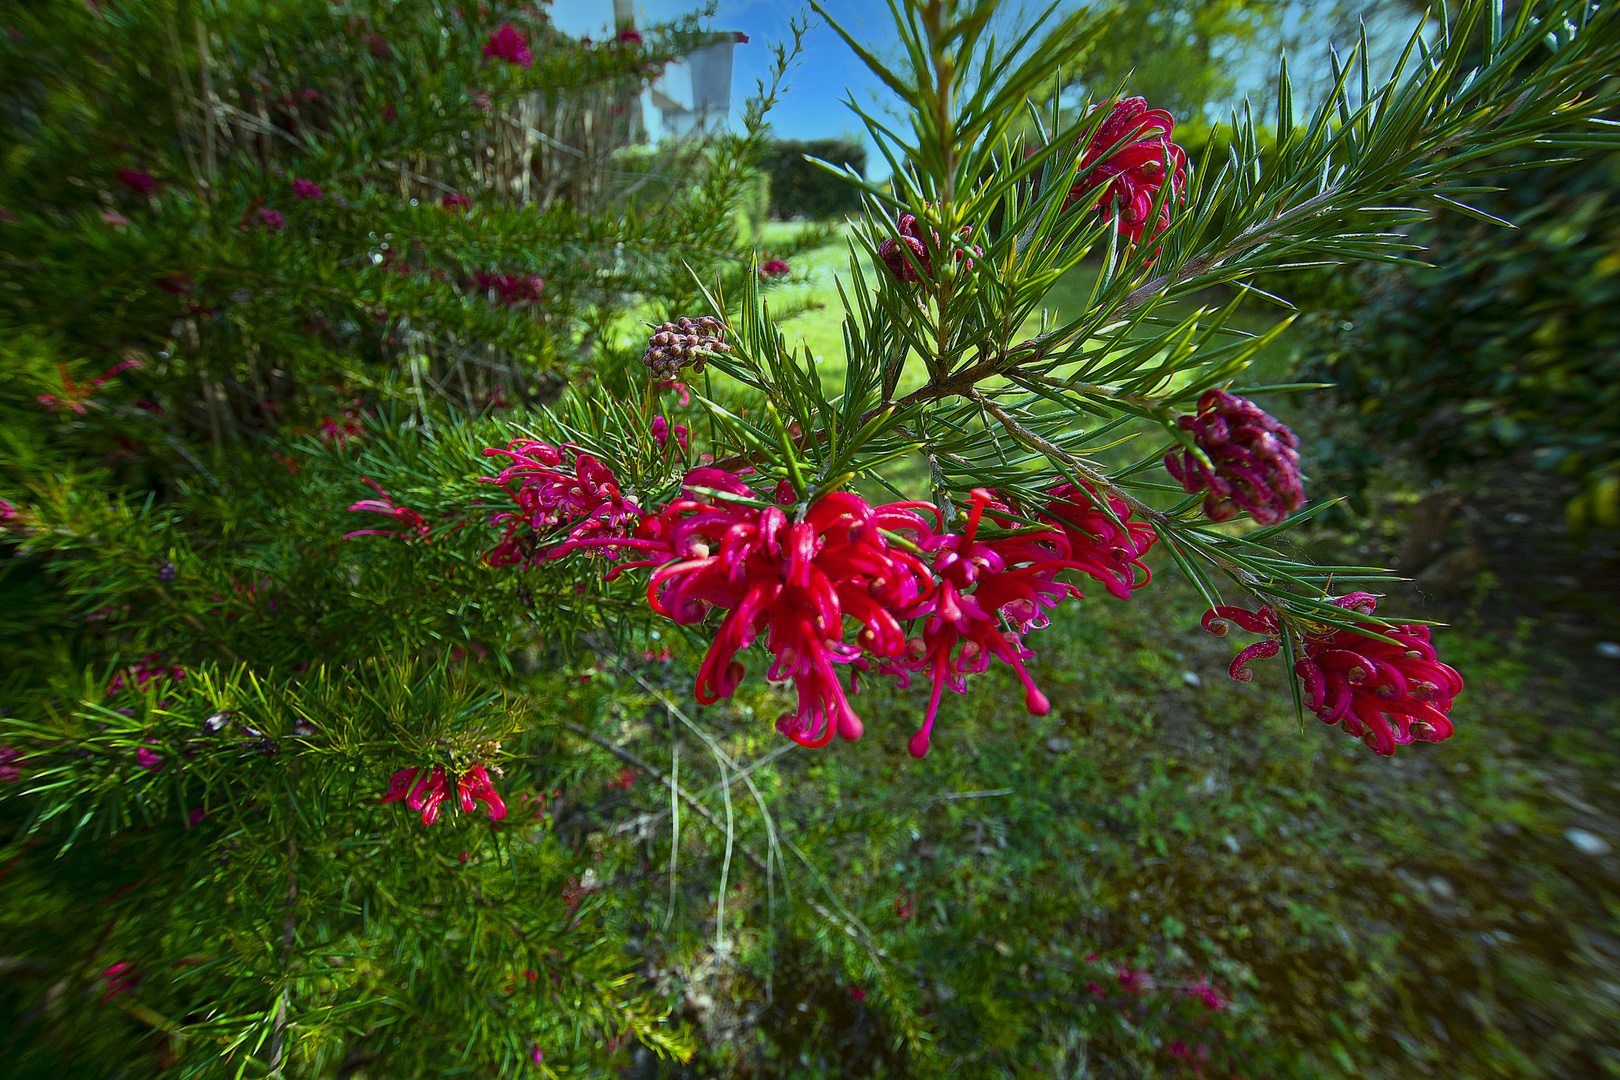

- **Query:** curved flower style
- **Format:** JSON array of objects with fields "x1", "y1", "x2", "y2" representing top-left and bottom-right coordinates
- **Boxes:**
[
  {"x1": 1206, "y1": 592, "x2": 1463, "y2": 755},
  {"x1": 647, "y1": 473, "x2": 933, "y2": 748},
  {"x1": 343, "y1": 477, "x2": 431, "y2": 541},
  {"x1": 480, "y1": 438, "x2": 644, "y2": 567},
  {"x1": 893, "y1": 489, "x2": 1080, "y2": 757},
  {"x1": 642, "y1": 316, "x2": 729, "y2": 380},
  {"x1": 1064, "y1": 96, "x2": 1188, "y2": 246},
  {"x1": 1165, "y1": 389, "x2": 1304, "y2": 525},
  {"x1": 383, "y1": 764, "x2": 507, "y2": 825},
  {"x1": 877, "y1": 211, "x2": 981, "y2": 285},
  {"x1": 483, "y1": 24, "x2": 533, "y2": 68},
  {"x1": 1039, "y1": 482, "x2": 1158, "y2": 600}
]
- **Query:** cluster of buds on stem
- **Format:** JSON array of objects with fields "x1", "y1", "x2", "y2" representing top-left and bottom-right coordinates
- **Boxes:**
[
  {"x1": 641, "y1": 316, "x2": 729, "y2": 380},
  {"x1": 1165, "y1": 389, "x2": 1304, "y2": 526},
  {"x1": 1064, "y1": 96, "x2": 1189, "y2": 247},
  {"x1": 877, "y1": 211, "x2": 981, "y2": 286}
]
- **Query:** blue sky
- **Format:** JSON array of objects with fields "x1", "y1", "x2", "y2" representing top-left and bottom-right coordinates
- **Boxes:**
[{"x1": 551, "y1": 0, "x2": 901, "y2": 168}]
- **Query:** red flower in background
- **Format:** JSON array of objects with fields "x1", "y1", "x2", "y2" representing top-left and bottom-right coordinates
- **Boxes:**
[
  {"x1": 616, "y1": 28, "x2": 643, "y2": 45},
  {"x1": 483, "y1": 24, "x2": 532, "y2": 67},
  {"x1": 1207, "y1": 592, "x2": 1463, "y2": 755},
  {"x1": 383, "y1": 764, "x2": 506, "y2": 825},
  {"x1": 442, "y1": 193, "x2": 475, "y2": 210},
  {"x1": 759, "y1": 258, "x2": 791, "y2": 278},
  {"x1": 290, "y1": 177, "x2": 324, "y2": 200},
  {"x1": 343, "y1": 477, "x2": 432, "y2": 541},
  {"x1": 117, "y1": 169, "x2": 155, "y2": 196},
  {"x1": 1064, "y1": 97, "x2": 1188, "y2": 246},
  {"x1": 472, "y1": 270, "x2": 543, "y2": 306}
]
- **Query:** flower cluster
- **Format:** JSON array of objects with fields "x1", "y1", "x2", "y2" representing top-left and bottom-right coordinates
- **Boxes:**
[
  {"x1": 1064, "y1": 96, "x2": 1188, "y2": 246},
  {"x1": 1207, "y1": 592, "x2": 1463, "y2": 755},
  {"x1": 290, "y1": 177, "x2": 324, "y2": 200},
  {"x1": 0, "y1": 744, "x2": 25, "y2": 784},
  {"x1": 382, "y1": 764, "x2": 507, "y2": 825},
  {"x1": 442, "y1": 193, "x2": 475, "y2": 211},
  {"x1": 641, "y1": 316, "x2": 729, "y2": 380},
  {"x1": 567, "y1": 471, "x2": 1161, "y2": 756},
  {"x1": 480, "y1": 438, "x2": 644, "y2": 568},
  {"x1": 759, "y1": 258, "x2": 791, "y2": 278},
  {"x1": 1165, "y1": 389, "x2": 1304, "y2": 525},
  {"x1": 473, "y1": 270, "x2": 544, "y2": 306},
  {"x1": 483, "y1": 24, "x2": 532, "y2": 67},
  {"x1": 877, "y1": 210, "x2": 981, "y2": 285}
]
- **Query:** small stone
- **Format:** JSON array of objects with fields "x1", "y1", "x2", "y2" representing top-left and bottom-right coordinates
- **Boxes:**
[
  {"x1": 1222, "y1": 834, "x2": 1241, "y2": 855},
  {"x1": 1565, "y1": 828, "x2": 1612, "y2": 857},
  {"x1": 1594, "y1": 642, "x2": 1620, "y2": 660},
  {"x1": 1045, "y1": 735, "x2": 1073, "y2": 754},
  {"x1": 1182, "y1": 671, "x2": 1202, "y2": 688},
  {"x1": 1427, "y1": 875, "x2": 1456, "y2": 902}
]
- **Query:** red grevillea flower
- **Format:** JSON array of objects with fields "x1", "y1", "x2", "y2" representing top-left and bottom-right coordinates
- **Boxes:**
[
  {"x1": 473, "y1": 270, "x2": 543, "y2": 306},
  {"x1": 343, "y1": 477, "x2": 431, "y2": 541},
  {"x1": 647, "y1": 471, "x2": 933, "y2": 748},
  {"x1": 290, "y1": 177, "x2": 324, "y2": 200},
  {"x1": 117, "y1": 169, "x2": 156, "y2": 196},
  {"x1": 100, "y1": 960, "x2": 142, "y2": 1002},
  {"x1": 382, "y1": 764, "x2": 507, "y2": 825},
  {"x1": 483, "y1": 24, "x2": 533, "y2": 67},
  {"x1": 135, "y1": 746, "x2": 163, "y2": 771},
  {"x1": 36, "y1": 358, "x2": 142, "y2": 414},
  {"x1": 759, "y1": 258, "x2": 791, "y2": 278},
  {"x1": 650, "y1": 415, "x2": 689, "y2": 453},
  {"x1": 442, "y1": 193, "x2": 475, "y2": 210},
  {"x1": 616, "y1": 28, "x2": 643, "y2": 45},
  {"x1": 0, "y1": 744, "x2": 24, "y2": 785},
  {"x1": 1165, "y1": 389, "x2": 1304, "y2": 525},
  {"x1": 891, "y1": 489, "x2": 1081, "y2": 757},
  {"x1": 1206, "y1": 592, "x2": 1463, "y2": 756},
  {"x1": 257, "y1": 207, "x2": 286, "y2": 232},
  {"x1": 1064, "y1": 96, "x2": 1188, "y2": 246},
  {"x1": 1039, "y1": 482, "x2": 1157, "y2": 600},
  {"x1": 480, "y1": 438, "x2": 644, "y2": 567}
]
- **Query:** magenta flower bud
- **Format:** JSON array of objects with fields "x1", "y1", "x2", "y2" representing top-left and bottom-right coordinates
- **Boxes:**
[
  {"x1": 1164, "y1": 389, "x2": 1304, "y2": 526},
  {"x1": 1064, "y1": 96, "x2": 1188, "y2": 246},
  {"x1": 875, "y1": 210, "x2": 980, "y2": 286}
]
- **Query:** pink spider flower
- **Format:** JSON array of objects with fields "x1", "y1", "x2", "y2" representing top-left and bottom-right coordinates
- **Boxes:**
[
  {"x1": 892, "y1": 489, "x2": 1079, "y2": 757},
  {"x1": 480, "y1": 438, "x2": 646, "y2": 567},
  {"x1": 759, "y1": 258, "x2": 791, "y2": 278},
  {"x1": 1064, "y1": 96, "x2": 1188, "y2": 246},
  {"x1": 1165, "y1": 388, "x2": 1304, "y2": 526},
  {"x1": 343, "y1": 477, "x2": 432, "y2": 541},
  {"x1": 382, "y1": 764, "x2": 506, "y2": 825},
  {"x1": 290, "y1": 177, "x2": 324, "y2": 200},
  {"x1": 658, "y1": 378, "x2": 691, "y2": 406},
  {"x1": 1207, "y1": 592, "x2": 1463, "y2": 756},
  {"x1": 646, "y1": 472, "x2": 933, "y2": 749},
  {"x1": 483, "y1": 24, "x2": 533, "y2": 67},
  {"x1": 650, "y1": 415, "x2": 689, "y2": 453},
  {"x1": 100, "y1": 960, "x2": 142, "y2": 1002},
  {"x1": 1039, "y1": 482, "x2": 1157, "y2": 599},
  {"x1": 36, "y1": 358, "x2": 142, "y2": 414}
]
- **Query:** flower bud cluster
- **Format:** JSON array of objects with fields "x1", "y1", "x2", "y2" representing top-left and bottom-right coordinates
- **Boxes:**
[
  {"x1": 1206, "y1": 591, "x2": 1463, "y2": 755},
  {"x1": 877, "y1": 211, "x2": 981, "y2": 286},
  {"x1": 1165, "y1": 389, "x2": 1304, "y2": 525},
  {"x1": 1064, "y1": 96, "x2": 1188, "y2": 246},
  {"x1": 641, "y1": 316, "x2": 729, "y2": 380}
]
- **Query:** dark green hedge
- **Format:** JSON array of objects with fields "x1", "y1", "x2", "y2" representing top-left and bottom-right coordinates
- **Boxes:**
[{"x1": 759, "y1": 137, "x2": 866, "y2": 220}]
